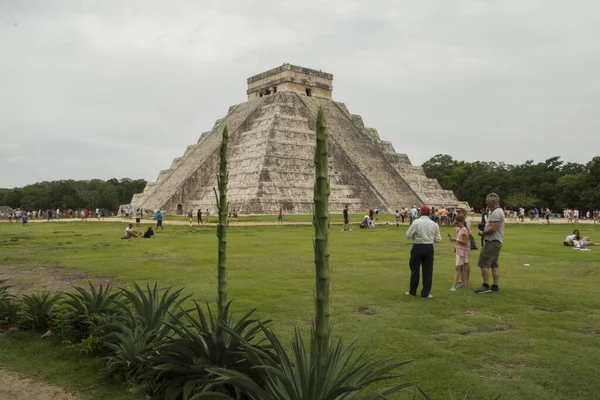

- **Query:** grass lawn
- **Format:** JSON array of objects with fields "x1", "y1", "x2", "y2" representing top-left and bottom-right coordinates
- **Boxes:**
[{"x1": 1, "y1": 220, "x2": 599, "y2": 399}]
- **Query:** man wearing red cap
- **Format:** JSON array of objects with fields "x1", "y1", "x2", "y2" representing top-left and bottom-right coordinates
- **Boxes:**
[{"x1": 405, "y1": 205, "x2": 442, "y2": 298}]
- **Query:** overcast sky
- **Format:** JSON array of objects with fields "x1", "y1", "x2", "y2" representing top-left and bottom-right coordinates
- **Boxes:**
[{"x1": 1, "y1": 0, "x2": 599, "y2": 188}]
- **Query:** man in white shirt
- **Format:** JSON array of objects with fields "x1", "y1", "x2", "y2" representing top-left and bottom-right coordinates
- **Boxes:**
[
  {"x1": 405, "y1": 205, "x2": 442, "y2": 299},
  {"x1": 122, "y1": 224, "x2": 140, "y2": 239}
]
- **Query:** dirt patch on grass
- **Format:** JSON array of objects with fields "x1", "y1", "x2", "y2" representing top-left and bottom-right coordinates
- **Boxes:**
[
  {"x1": 459, "y1": 324, "x2": 515, "y2": 335},
  {"x1": 356, "y1": 306, "x2": 377, "y2": 316},
  {"x1": 533, "y1": 307, "x2": 560, "y2": 313},
  {"x1": 0, "y1": 369, "x2": 79, "y2": 400},
  {"x1": 0, "y1": 265, "x2": 116, "y2": 294}
]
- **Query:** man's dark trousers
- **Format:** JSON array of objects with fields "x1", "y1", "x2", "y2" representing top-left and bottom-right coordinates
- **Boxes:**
[{"x1": 409, "y1": 244, "x2": 434, "y2": 297}]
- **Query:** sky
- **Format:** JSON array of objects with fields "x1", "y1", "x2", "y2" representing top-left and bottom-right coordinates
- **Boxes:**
[{"x1": 1, "y1": 0, "x2": 599, "y2": 188}]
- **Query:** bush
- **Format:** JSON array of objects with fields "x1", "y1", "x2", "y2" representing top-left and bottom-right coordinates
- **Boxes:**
[
  {"x1": 151, "y1": 301, "x2": 272, "y2": 399},
  {"x1": 103, "y1": 282, "x2": 189, "y2": 384},
  {"x1": 0, "y1": 280, "x2": 20, "y2": 327},
  {"x1": 53, "y1": 282, "x2": 127, "y2": 355},
  {"x1": 206, "y1": 325, "x2": 411, "y2": 400},
  {"x1": 19, "y1": 292, "x2": 62, "y2": 332}
]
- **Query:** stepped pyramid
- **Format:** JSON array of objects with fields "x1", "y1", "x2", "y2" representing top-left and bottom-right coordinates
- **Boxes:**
[{"x1": 127, "y1": 64, "x2": 459, "y2": 215}]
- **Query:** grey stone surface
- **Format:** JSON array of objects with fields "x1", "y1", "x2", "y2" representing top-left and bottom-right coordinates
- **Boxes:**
[{"x1": 126, "y1": 65, "x2": 459, "y2": 215}]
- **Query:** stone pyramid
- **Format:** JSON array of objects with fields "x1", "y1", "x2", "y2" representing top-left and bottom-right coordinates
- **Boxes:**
[{"x1": 128, "y1": 64, "x2": 458, "y2": 215}]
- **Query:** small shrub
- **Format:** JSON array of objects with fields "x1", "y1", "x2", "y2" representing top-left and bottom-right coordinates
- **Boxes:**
[
  {"x1": 0, "y1": 280, "x2": 20, "y2": 327},
  {"x1": 19, "y1": 292, "x2": 62, "y2": 332},
  {"x1": 206, "y1": 325, "x2": 411, "y2": 400},
  {"x1": 0, "y1": 298, "x2": 21, "y2": 327},
  {"x1": 150, "y1": 301, "x2": 272, "y2": 399},
  {"x1": 103, "y1": 282, "x2": 190, "y2": 384},
  {"x1": 104, "y1": 323, "x2": 160, "y2": 382},
  {"x1": 53, "y1": 282, "x2": 127, "y2": 354}
]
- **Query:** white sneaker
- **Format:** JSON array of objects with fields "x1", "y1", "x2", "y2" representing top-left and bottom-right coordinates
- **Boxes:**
[
  {"x1": 422, "y1": 294, "x2": 433, "y2": 299},
  {"x1": 404, "y1": 292, "x2": 415, "y2": 296}
]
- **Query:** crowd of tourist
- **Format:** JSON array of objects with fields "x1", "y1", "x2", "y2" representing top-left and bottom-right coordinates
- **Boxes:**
[{"x1": 4, "y1": 207, "x2": 109, "y2": 222}]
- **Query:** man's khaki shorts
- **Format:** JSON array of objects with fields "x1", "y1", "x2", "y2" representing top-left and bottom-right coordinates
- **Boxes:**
[{"x1": 478, "y1": 241, "x2": 502, "y2": 269}]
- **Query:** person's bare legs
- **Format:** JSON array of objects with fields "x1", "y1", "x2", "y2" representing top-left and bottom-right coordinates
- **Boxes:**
[
  {"x1": 492, "y1": 267, "x2": 500, "y2": 286},
  {"x1": 481, "y1": 267, "x2": 490, "y2": 285},
  {"x1": 463, "y1": 261, "x2": 470, "y2": 286}
]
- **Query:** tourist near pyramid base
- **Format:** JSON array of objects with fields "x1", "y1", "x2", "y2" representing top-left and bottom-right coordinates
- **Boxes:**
[{"x1": 125, "y1": 64, "x2": 460, "y2": 215}]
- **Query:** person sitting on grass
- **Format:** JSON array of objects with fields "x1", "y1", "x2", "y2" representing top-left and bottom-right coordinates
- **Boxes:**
[
  {"x1": 564, "y1": 229, "x2": 599, "y2": 247},
  {"x1": 360, "y1": 215, "x2": 369, "y2": 229},
  {"x1": 563, "y1": 229, "x2": 581, "y2": 246},
  {"x1": 449, "y1": 214, "x2": 470, "y2": 290},
  {"x1": 121, "y1": 224, "x2": 141, "y2": 239},
  {"x1": 142, "y1": 226, "x2": 155, "y2": 238}
]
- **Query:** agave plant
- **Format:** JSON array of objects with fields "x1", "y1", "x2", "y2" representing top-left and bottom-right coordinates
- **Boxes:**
[
  {"x1": 150, "y1": 300, "x2": 272, "y2": 399},
  {"x1": 19, "y1": 291, "x2": 62, "y2": 332},
  {"x1": 103, "y1": 282, "x2": 190, "y2": 382},
  {"x1": 119, "y1": 281, "x2": 190, "y2": 335},
  {"x1": 203, "y1": 325, "x2": 410, "y2": 400},
  {"x1": 52, "y1": 282, "x2": 127, "y2": 354},
  {"x1": 104, "y1": 323, "x2": 161, "y2": 382},
  {"x1": 0, "y1": 280, "x2": 19, "y2": 326}
]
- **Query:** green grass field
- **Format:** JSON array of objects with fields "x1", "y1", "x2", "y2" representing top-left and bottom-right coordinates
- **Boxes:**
[{"x1": 1, "y1": 220, "x2": 599, "y2": 399}]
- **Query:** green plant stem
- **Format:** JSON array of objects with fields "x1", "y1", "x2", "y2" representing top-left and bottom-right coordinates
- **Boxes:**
[
  {"x1": 313, "y1": 106, "x2": 332, "y2": 370},
  {"x1": 214, "y1": 126, "x2": 229, "y2": 320}
]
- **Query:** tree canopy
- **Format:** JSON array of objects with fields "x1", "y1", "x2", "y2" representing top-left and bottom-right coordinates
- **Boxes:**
[
  {"x1": 0, "y1": 178, "x2": 147, "y2": 211},
  {"x1": 422, "y1": 155, "x2": 600, "y2": 211}
]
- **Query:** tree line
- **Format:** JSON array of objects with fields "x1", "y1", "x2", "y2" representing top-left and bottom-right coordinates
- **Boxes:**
[
  {"x1": 422, "y1": 154, "x2": 600, "y2": 211},
  {"x1": 0, "y1": 178, "x2": 147, "y2": 212}
]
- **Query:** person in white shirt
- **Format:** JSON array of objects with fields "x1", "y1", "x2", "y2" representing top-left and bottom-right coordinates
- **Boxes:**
[
  {"x1": 405, "y1": 205, "x2": 441, "y2": 299},
  {"x1": 122, "y1": 224, "x2": 140, "y2": 239}
]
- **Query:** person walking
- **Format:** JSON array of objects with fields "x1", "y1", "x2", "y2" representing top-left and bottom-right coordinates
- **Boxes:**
[
  {"x1": 155, "y1": 209, "x2": 163, "y2": 230},
  {"x1": 475, "y1": 193, "x2": 505, "y2": 294},
  {"x1": 342, "y1": 205, "x2": 351, "y2": 231},
  {"x1": 405, "y1": 205, "x2": 441, "y2": 299},
  {"x1": 197, "y1": 209, "x2": 203, "y2": 225}
]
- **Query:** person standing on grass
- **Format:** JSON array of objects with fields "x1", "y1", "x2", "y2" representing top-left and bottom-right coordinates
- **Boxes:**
[
  {"x1": 278, "y1": 208, "x2": 284, "y2": 224},
  {"x1": 449, "y1": 214, "x2": 470, "y2": 290},
  {"x1": 22, "y1": 213, "x2": 28, "y2": 229},
  {"x1": 135, "y1": 208, "x2": 142, "y2": 227},
  {"x1": 205, "y1": 209, "x2": 210, "y2": 223},
  {"x1": 187, "y1": 209, "x2": 193, "y2": 227},
  {"x1": 395, "y1": 209, "x2": 401, "y2": 227},
  {"x1": 475, "y1": 193, "x2": 505, "y2": 294},
  {"x1": 405, "y1": 205, "x2": 441, "y2": 299},
  {"x1": 342, "y1": 205, "x2": 351, "y2": 231},
  {"x1": 197, "y1": 209, "x2": 203, "y2": 225},
  {"x1": 155, "y1": 209, "x2": 163, "y2": 230}
]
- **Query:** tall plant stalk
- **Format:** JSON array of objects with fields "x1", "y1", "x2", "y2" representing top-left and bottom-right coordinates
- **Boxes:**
[
  {"x1": 213, "y1": 126, "x2": 229, "y2": 320},
  {"x1": 313, "y1": 106, "x2": 332, "y2": 370}
]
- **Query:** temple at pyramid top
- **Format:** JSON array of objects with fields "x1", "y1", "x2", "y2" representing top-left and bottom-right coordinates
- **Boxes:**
[{"x1": 247, "y1": 63, "x2": 333, "y2": 100}]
